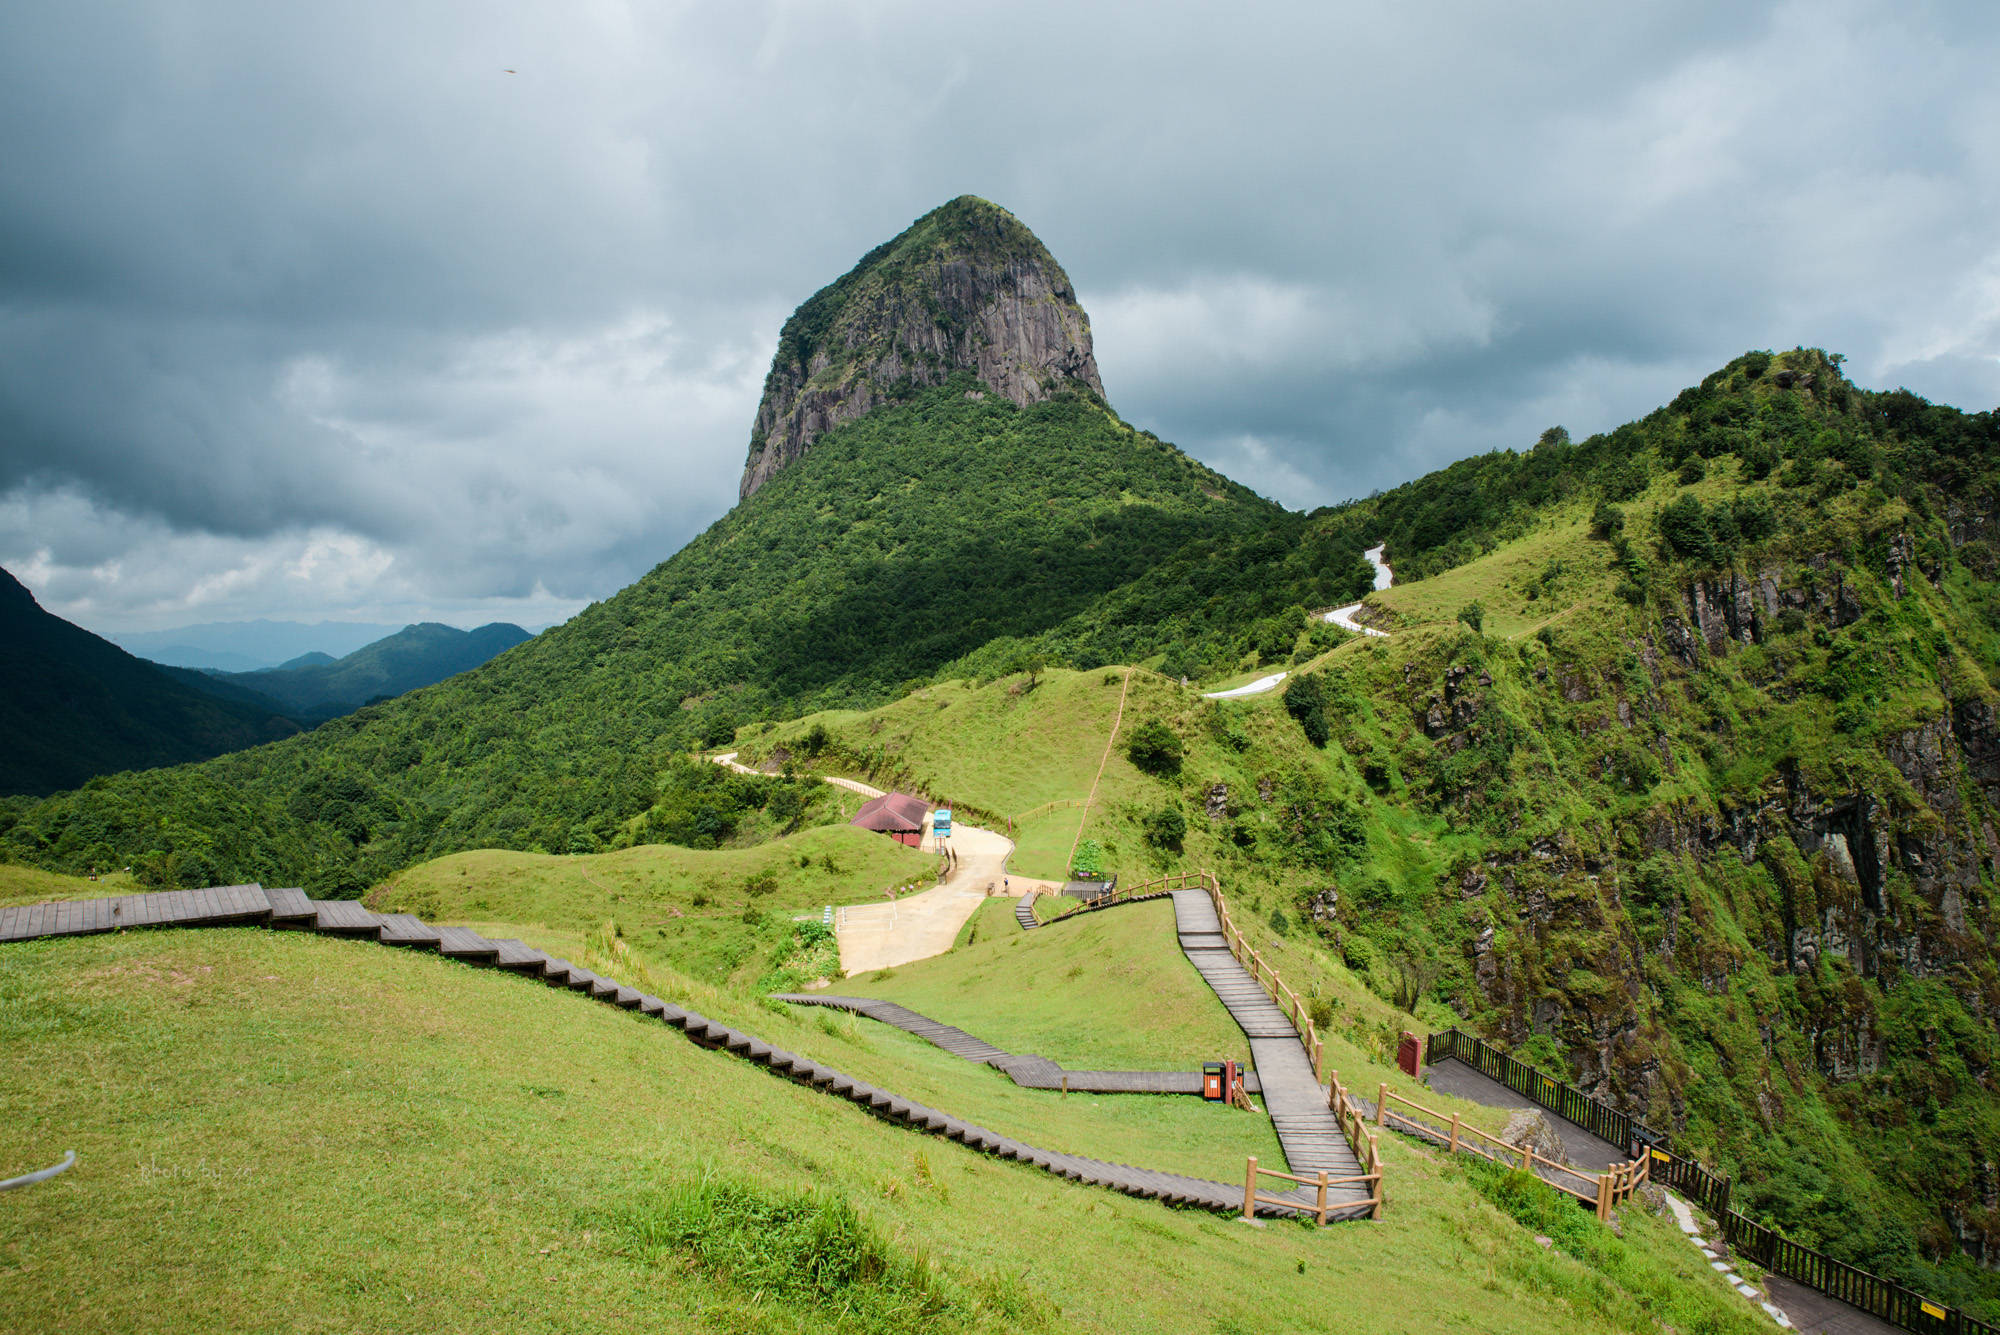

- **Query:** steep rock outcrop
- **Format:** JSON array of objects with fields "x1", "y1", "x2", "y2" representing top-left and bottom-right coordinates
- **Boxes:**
[{"x1": 739, "y1": 196, "x2": 1105, "y2": 499}]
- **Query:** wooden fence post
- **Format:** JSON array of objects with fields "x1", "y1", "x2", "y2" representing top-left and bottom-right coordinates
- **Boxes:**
[
  {"x1": 1315, "y1": 1170, "x2": 1329, "y2": 1226},
  {"x1": 1243, "y1": 1156, "x2": 1258, "y2": 1221},
  {"x1": 1448, "y1": 1114, "x2": 1461, "y2": 1156},
  {"x1": 1595, "y1": 1171, "x2": 1611, "y2": 1222},
  {"x1": 1376, "y1": 1082, "x2": 1388, "y2": 1126}
]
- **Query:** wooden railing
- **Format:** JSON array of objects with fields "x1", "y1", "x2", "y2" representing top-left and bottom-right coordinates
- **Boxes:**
[
  {"x1": 1325, "y1": 1068, "x2": 1384, "y2": 1219},
  {"x1": 1073, "y1": 867, "x2": 1384, "y2": 1220},
  {"x1": 1194, "y1": 872, "x2": 1329, "y2": 1082},
  {"x1": 1425, "y1": 1027, "x2": 1664, "y2": 1157},
  {"x1": 1240, "y1": 1154, "x2": 1381, "y2": 1226},
  {"x1": 1187, "y1": 871, "x2": 1387, "y2": 1217},
  {"x1": 1004, "y1": 798, "x2": 1086, "y2": 836},
  {"x1": 1373, "y1": 1086, "x2": 1646, "y2": 1220},
  {"x1": 1427, "y1": 1031, "x2": 2000, "y2": 1333}
]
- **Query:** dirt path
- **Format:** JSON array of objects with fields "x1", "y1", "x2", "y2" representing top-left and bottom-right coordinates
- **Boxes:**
[
  {"x1": 710, "y1": 751, "x2": 1037, "y2": 973},
  {"x1": 835, "y1": 822, "x2": 1044, "y2": 975},
  {"x1": 1066, "y1": 668, "x2": 1132, "y2": 871}
]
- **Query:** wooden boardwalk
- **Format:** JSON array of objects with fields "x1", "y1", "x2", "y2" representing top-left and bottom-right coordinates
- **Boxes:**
[
  {"x1": 1170, "y1": 890, "x2": 1372, "y2": 1210},
  {"x1": 1013, "y1": 895, "x2": 1041, "y2": 931},
  {"x1": 774, "y1": 993, "x2": 1263, "y2": 1095},
  {"x1": 0, "y1": 884, "x2": 1344, "y2": 1222}
]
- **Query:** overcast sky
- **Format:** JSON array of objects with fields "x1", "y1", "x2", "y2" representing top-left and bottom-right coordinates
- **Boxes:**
[{"x1": 3, "y1": 1, "x2": 1996, "y2": 636}]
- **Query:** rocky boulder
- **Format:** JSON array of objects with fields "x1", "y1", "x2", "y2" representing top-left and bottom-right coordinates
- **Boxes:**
[{"x1": 1501, "y1": 1108, "x2": 1570, "y2": 1165}]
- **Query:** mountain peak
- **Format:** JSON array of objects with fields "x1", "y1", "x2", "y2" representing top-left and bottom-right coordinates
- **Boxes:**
[{"x1": 739, "y1": 196, "x2": 1106, "y2": 499}]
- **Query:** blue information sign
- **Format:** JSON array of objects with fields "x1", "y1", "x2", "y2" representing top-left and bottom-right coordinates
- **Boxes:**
[{"x1": 933, "y1": 808, "x2": 952, "y2": 837}]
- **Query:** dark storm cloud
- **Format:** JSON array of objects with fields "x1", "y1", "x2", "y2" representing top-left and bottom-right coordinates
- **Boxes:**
[{"x1": 1, "y1": 0, "x2": 1996, "y2": 630}]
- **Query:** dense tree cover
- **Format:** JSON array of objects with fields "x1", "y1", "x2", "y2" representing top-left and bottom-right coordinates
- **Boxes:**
[
  {"x1": 1361, "y1": 347, "x2": 1999, "y2": 583},
  {"x1": 0, "y1": 381, "x2": 1288, "y2": 892}
]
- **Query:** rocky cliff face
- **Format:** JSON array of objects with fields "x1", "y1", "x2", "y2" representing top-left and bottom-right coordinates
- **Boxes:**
[
  {"x1": 1392, "y1": 535, "x2": 2000, "y2": 1269},
  {"x1": 739, "y1": 196, "x2": 1105, "y2": 500}
]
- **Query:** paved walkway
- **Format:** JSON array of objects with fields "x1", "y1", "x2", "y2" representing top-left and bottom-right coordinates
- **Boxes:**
[
  {"x1": 1422, "y1": 1056, "x2": 1626, "y2": 1171},
  {"x1": 1171, "y1": 890, "x2": 1370, "y2": 1205},
  {"x1": 834, "y1": 821, "x2": 1044, "y2": 975},
  {"x1": 1200, "y1": 546, "x2": 1393, "y2": 700},
  {"x1": 775, "y1": 993, "x2": 1262, "y2": 1095},
  {"x1": 0, "y1": 884, "x2": 1327, "y2": 1221}
]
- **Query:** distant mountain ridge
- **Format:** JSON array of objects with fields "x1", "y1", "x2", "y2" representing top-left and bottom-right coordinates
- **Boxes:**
[
  {"x1": 0, "y1": 567, "x2": 301, "y2": 796},
  {"x1": 188, "y1": 621, "x2": 531, "y2": 721},
  {"x1": 113, "y1": 619, "x2": 403, "y2": 671}
]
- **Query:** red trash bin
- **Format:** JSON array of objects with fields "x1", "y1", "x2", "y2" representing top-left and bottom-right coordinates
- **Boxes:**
[
  {"x1": 1202, "y1": 1062, "x2": 1225, "y2": 1101},
  {"x1": 1397, "y1": 1032, "x2": 1422, "y2": 1078}
]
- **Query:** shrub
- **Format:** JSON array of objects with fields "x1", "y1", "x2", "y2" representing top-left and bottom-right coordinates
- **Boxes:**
[
  {"x1": 1601, "y1": 457, "x2": 1649, "y2": 502},
  {"x1": 1283, "y1": 672, "x2": 1331, "y2": 747},
  {"x1": 1456, "y1": 601, "x2": 1485, "y2": 633},
  {"x1": 1124, "y1": 719, "x2": 1183, "y2": 777},
  {"x1": 1657, "y1": 493, "x2": 1716, "y2": 562},
  {"x1": 1741, "y1": 440, "x2": 1778, "y2": 479},
  {"x1": 1142, "y1": 806, "x2": 1186, "y2": 852},
  {"x1": 1676, "y1": 456, "x2": 1707, "y2": 485},
  {"x1": 1591, "y1": 502, "x2": 1625, "y2": 538},
  {"x1": 1731, "y1": 494, "x2": 1776, "y2": 543},
  {"x1": 1070, "y1": 838, "x2": 1106, "y2": 880},
  {"x1": 1250, "y1": 612, "x2": 1301, "y2": 665}
]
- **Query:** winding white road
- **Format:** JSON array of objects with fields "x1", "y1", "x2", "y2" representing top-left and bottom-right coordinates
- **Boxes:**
[
  {"x1": 1324, "y1": 544, "x2": 1393, "y2": 637},
  {"x1": 1202, "y1": 672, "x2": 1288, "y2": 700},
  {"x1": 1199, "y1": 545, "x2": 1396, "y2": 700}
]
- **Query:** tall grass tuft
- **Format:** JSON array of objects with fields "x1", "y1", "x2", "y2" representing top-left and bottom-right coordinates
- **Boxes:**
[{"x1": 608, "y1": 1168, "x2": 1041, "y2": 1332}]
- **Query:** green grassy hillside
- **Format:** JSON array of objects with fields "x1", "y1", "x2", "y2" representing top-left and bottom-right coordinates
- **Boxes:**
[
  {"x1": 370, "y1": 825, "x2": 935, "y2": 989},
  {"x1": 0, "y1": 923, "x2": 1777, "y2": 1335},
  {"x1": 7, "y1": 343, "x2": 2000, "y2": 1317}
]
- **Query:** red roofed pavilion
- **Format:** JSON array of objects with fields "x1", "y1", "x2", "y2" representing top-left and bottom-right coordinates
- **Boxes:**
[{"x1": 850, "y1": 792, "x2": 930, "y2": 847}]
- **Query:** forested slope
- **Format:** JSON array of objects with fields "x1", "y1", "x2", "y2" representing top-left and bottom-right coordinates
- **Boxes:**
[
  {"x1": 0, "y1": 567, "x2": 301, "y2": 797},
  {"x1": 193, "y1": 620, "x2": 533, "y2": 721},
  {"x1": 0, "y1": 383, "x2": 1292, "y2": 892}
]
